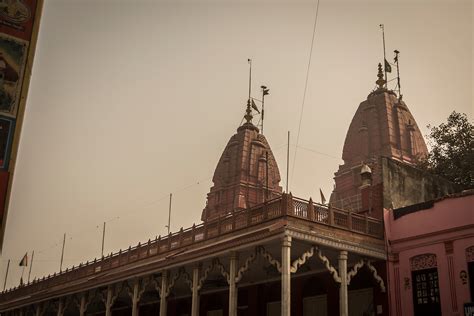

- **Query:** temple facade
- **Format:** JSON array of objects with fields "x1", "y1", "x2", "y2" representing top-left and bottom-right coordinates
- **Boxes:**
[
  {"x1": 0, "y1": 64, "x2": 470, "y2": 316},
  {"x1": 0, "y1": 95, "x2": 388, "y2": 316}
]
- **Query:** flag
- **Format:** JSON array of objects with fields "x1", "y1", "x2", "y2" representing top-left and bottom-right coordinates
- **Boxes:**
[
  {"x1": 319, "y1": 188, "x2": 326, "y2": 205},
  {"x1": 251, "y1": 99, "x2": 260, "y2": 113},
  {"x1": 263, "y1": 88, "x2": 269, "y2": 96},
  {"x1": 19, "y1": 253, "x2": 27, "y2": 267},
  {"x1": 384, "y1": 59, "x2": 392, "y2": 73}
]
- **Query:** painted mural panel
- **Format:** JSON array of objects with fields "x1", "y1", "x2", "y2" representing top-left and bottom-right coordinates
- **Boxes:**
[
  {"x1": 0, "y1": 0, "x2": 41, "y2": 249},
  {"x1": 0, "y1": 34, "x2": 28, "y2": 118}
]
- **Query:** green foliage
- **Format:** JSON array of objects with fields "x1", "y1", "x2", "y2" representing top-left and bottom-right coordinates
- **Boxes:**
[{"x1": 418, "y1": 111, "x2": 474, "y2": 189}]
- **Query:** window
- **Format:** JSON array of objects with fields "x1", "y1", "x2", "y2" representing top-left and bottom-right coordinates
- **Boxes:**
[{"x1": 410, "y1": 254, "x2": 441, "y2": 316}]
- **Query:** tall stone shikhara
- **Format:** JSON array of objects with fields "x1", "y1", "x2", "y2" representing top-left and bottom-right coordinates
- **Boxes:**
[
  {"x1": 330, "y1": 64, "x2": 428, "y2": 214},
  {"x1": 201, "y1": 100, "x2": 282, "y2": 222}
]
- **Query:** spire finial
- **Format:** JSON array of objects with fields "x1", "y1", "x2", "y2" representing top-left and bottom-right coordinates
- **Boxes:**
[
  {"x1": 376, "y1": 63, "x2": 386, "y2": 89},
  {"x1": 244, "y1": 99, "x2": 253, "y2": 123}
]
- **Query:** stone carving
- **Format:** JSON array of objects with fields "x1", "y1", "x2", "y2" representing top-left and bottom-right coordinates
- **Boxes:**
[
  {"x1": 235, "y1": 251, "x2": 257, "y2": 283},
  {"x1": 317, "y1": 248, "x2": 341, "y2": 283},
  {"x1": 466, "y1": 246, "x2": 474, "y2": 262},
  {"x1": 198, "y1": 258, "x2": 229, "y2": 290},
  {"x1": 365, "y1": 260, "x2": 386, "y2": 293},
  {"x1": 410, "y1": 254, "x2": 437, "y2": 271},
  {"x1": 258, "y1": 246, "x2": 282, "y2": 273},
  {"x1": 345, "y1": 259, "x2": 386, "y2": 292},
  {"x1": 290, "y1": 246, "x2": 316, "y2": 273},
  {"x1": 347, "y1": 259, "x2": 365, "y2": 284}
]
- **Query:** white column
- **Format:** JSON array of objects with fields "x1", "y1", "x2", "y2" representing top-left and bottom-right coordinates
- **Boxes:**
[
  {"x1": 338, "y1": 251, "x2": 348, "y2": 316},
  {"x1": 105, "y1": 285, "x2": 113, "y2": 316},
  {"x1": 160, "y1": 271, "x2": 168, "y2": 316},
  {"x1": 228, "y1": 252, "x2": 238, "y2": 316},
  {"x1": 191, "y1": 266, "x2": 200, "y2": 316},
  {"x1": 281, "y1": 235, "x2": 292, "y2": 316},
  {"x1": 79, "y1": 295, "x2": 87, "y2": 316},
  {"x1": 57, "y1": 299, "x2": 64, "y2": 316},
  {"x1": 132, "y1": 279, "x2": 139, "y2": 316}
]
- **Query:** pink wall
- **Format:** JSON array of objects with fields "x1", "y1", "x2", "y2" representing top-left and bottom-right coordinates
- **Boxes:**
[{"x1": 385, "y1": 193, "x2": 474, "y2": 316}]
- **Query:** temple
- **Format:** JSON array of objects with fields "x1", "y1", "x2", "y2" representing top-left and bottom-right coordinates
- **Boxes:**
[{"x1": 0, "y1": 64, "x2": 471, "y2": 316}]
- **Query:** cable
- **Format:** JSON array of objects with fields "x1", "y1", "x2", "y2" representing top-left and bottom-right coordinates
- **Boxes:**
[{"x1": 291, "y1": 0, "x2": 321, "y2": 185}]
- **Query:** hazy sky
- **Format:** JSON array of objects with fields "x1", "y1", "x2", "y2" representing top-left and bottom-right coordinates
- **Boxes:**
[{"x1": 0, "y1": 0, "x2": 472, "y2": 289}]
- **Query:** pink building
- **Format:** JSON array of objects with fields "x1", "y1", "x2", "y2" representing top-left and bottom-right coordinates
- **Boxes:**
[{"x1": 385, "y1": 190, "x2": 474, "y2": 316}]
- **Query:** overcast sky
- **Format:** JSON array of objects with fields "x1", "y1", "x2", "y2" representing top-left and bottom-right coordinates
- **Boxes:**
[{"x1": 0, "y1": 0, "x2": 472, "y2": 289}]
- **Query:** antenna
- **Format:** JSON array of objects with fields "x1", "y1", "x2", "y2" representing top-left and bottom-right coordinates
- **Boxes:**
[
  {"x1": 394, "y1": 50, "x2": 402, "y2": 99},
  {"x1": 261, "y1": 85, "x2": 269, "y2": 134}
]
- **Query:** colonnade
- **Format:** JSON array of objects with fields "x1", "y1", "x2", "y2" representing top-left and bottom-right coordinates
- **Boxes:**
[{"x1": 3, "y1": 235, "x2": 385, "y2": 316}]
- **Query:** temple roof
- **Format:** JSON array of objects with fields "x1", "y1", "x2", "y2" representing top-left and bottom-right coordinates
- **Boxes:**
[{"x1": 201, "y1": 109, "x2": 282, "y2": 221}]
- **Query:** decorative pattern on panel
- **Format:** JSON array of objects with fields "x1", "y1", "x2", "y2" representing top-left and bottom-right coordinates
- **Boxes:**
[
  {"x1": 410, "y1": 254, "x2": 437, "y2": 271},
  {"x1": 466, "y1": 246, "x2": 474, "y2": 262}
]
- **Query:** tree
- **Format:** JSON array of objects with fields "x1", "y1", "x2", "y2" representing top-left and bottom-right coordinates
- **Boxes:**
[{"x1": 418, "y1": 111, "x2": 473, "y2": 189}]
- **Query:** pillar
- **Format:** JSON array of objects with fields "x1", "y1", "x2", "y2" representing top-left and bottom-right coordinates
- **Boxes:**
[
  {"x1": 281, "y1": 235, "x2": 292, "y2": 316},
  {"x1": 338, "y1": 251, "x2": 348, "y2": 316},
  {"x1": 79, "y1": 295, "x2": 87, "y2": 316},
  {"x1": 160, "y1": 271, "x2": 168, "y2": 316},
  {"x1": 132, "y1": 279, "x2": 139, "y2": 316},
  {"x1": 191, "y1": 266, "x2": 200, "y2": 316},
  {"x1": 229, "y1": 252, "x2": 238, "y2": 316},
  {"x1": 105, "y1": 285, "x2": 113, "y2": 316},
  {"x1": 57, "y1": 299, "x2": 63, "y2": 316},
  {"x1": 35, "y1": 304, "x2": 41, "y2": 316}
]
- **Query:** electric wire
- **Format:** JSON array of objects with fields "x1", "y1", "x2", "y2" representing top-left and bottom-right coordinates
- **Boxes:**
[{"x1": 291, "y1": 0, "x2": 321, "y2": 186}]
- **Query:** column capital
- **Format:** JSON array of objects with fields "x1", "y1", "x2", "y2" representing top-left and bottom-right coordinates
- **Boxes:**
[
  {"x1": 229, "y1": 251, "x2": 239, "y2": 260},
  {"x1": 282, "y1": 234, "x2": 292, "y2": 247},
  {"x1": 338, "y1": 250, "x2": 348, "y2": 260}
]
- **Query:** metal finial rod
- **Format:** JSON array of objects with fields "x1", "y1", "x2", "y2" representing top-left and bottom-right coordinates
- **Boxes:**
[
  {"x1": 379, "y1": 24, "x2": 387, "y2": 88},
  {"x1": 394, "y1": 50, "x2": 402, "y2": 99},
  {"x1": 248, "y1": 59, "x2": 252, "y2": 100},
  {"x1": 261, "y1": 85, "x2": 269, "y2": 134}
]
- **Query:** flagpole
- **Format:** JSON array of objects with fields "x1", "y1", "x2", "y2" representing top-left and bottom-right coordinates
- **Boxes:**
[
  {"x1": 20, "y1": 266, "x2": 25, "y2": 285},
  {"x1": 3, "y1": 259, "x2": 9, "y2": 291},
  {"x1": 101, "y1": 222, "x2": 106, "y2": 258},
  {"x1": 60, "y1": 233, "x2": 66, "y2": 272},
  {"x1": 166, "y1": 193, "x2": 172, "y2": 234},
  {"x1": 248, "y1": 59, "x2": 252, "y2": 100},
  {"x1": 380, "y1": 24, "x2": 387, "y2": 87},
  {"x1": 286, "y1": 131, "x2": 290, "y2": 193},
  {"x1": 27, "y1": 250, "x2": 34, "y2": 283}
]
